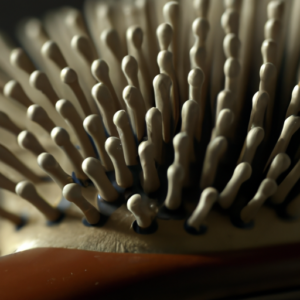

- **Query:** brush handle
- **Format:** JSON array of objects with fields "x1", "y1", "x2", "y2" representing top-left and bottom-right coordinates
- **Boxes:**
[{"x1": 2, "y1": 245, "x2": 300, "y2": 299}]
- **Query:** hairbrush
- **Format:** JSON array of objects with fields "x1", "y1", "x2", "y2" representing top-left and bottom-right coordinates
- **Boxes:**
[{"x1": 1, "y1": 0, "x2": 300, "y2": 299}]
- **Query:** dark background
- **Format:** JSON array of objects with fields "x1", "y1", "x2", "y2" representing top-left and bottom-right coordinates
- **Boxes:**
[{"x1": 0, "y1": 0, "x2": 85, "y2": 41}]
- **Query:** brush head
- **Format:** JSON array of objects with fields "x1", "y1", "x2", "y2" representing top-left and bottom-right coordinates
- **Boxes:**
[{"x1": 1, "y1": 0, "x2": 300, "y2": 259}]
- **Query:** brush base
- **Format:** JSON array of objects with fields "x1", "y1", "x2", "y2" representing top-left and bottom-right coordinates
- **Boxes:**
[
  {"x1": 157, "y1": 205, "x2": 186, "y2": 220},
  {"x1": 82, "y1": 215, "x2": 109, "y2": 227},
  {"x1": 97, "y1": 194, "x2": 124, "y2": 217},
  {"x1": 15, "y1": 216, "x2": 27, "y2": 231},
  {"x1": 132, "y1": 220, "x2": 158, "y2": 234},
  {"x1": 46, "y1": 212, "x2": 65, "y2": 226},
  {"x1": 184, "y1": 221, "x2": 207, "y2": 235}
]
